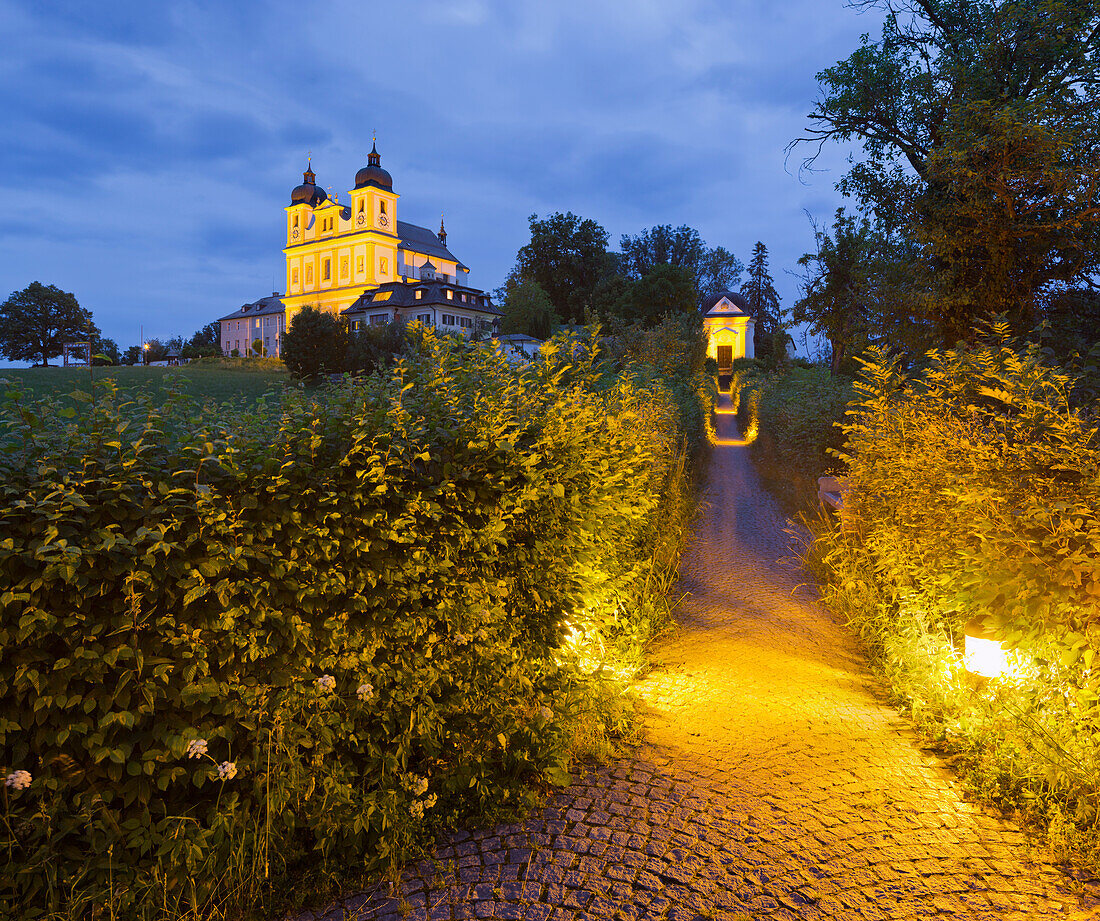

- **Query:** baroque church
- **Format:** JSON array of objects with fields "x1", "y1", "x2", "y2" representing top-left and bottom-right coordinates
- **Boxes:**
[{"x1": 219, "y1": 143, "x2": 500, "y2": 358}]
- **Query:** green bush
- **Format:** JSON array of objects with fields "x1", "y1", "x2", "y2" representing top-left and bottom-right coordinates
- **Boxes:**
[
  {"x1": 0, "y1": 329, "x2": 694, "y2": 919},
  {"x1": 733, "y1": 364, "x2": 853, "y2": 511},
  {"x1": 281, "y1": 306, "x2": 349, "y2": 381},
  {"x1": 810, "y1": 322, "x2": 1100, "y2": 864}
]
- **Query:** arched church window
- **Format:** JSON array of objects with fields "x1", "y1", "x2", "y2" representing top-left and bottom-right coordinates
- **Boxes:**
[
  {"x1": 306, "y1": 266, "x2": 313, "y2": 285},
  {"x1": 380, "y1": 258, "x2": 388, "y2": 276},
  {"x1": 323, "y1": 259, "x2": 331, "y2": 281},
  {"x1": 357, "y1": 256, "x2": 364, "y2": 274}
]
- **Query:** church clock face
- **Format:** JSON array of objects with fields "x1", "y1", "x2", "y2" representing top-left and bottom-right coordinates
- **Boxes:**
[
  {"x1": 292, "y1": 228, "x2": 300, "y2": 240},
  {"x1": 378, "y1": 213, "x2": 389, "y2": 227},
  {"x1": 357, "y1": 213, "x2": 365, "y2": 226}
]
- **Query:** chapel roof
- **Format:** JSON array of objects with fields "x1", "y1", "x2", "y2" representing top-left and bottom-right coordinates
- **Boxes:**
[{"x1": 702, "y1": 290, "x2": 752, "y2": 317}]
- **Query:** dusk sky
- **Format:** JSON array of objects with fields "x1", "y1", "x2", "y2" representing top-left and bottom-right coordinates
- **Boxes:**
[{"x1": 0, "y1": 0, "x2": 881, "y2": 353}]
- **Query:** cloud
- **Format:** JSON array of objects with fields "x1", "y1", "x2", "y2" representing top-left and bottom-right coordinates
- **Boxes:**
[{"x1": 0, "y1": 0, "x2": 879, "y2": 347}]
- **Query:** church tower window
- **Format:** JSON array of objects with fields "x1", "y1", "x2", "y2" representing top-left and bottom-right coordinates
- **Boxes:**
[
  {"x1": 341, "y1": 257, "x2": 348, "y2": 278},
  {"x1": 380, "y1": 257, "x2": 388, "y2": 276},
  {"x1": 292, "y1": 268, "x2": 299, "y2": 285},
  {"x1": 306, "y1": 266, "x2": 313, "y2": 285},
  {"x1": 323, "y1": 258, "x2": 331, "y2": 281},
  {"x1": 357, "y1": 256, "x2": 364, "y2": 273}
]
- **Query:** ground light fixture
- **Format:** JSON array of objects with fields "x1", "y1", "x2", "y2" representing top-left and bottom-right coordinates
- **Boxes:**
[{"x1": 963, "y1": 615, "x2": 1010, "y2": 678}]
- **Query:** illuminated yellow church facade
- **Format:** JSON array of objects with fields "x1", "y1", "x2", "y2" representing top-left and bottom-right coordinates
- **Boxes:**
[
  {"x1": 702, "y1": 290, "x2": 755, "y2": 374},
  {"x1": 220, "y1": 143, "x2": 498, "y2": 357}
]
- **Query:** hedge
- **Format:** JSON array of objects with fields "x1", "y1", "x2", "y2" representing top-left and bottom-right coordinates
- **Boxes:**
[
  {"x1": 0, "y1": 330, "x2": 695, "y2": 919},
  {"x1": 811, "y1": 323, "x2": 1100, "y2": 863}
]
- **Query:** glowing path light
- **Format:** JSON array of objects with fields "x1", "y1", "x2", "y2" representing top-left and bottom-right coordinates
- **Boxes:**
[{"x1": 963, "y1": 616, "x2": 1010, "y2": 678}]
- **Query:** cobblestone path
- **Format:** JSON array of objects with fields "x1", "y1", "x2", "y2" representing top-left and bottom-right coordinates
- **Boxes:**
[{"x1": 303, "y1": 399, "x2": 1094, "y2": 920}]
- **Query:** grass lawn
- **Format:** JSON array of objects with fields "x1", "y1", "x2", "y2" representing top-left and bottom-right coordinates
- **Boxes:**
[{"x1": 0, "y1": 359, "x2": 291, "y2": 407}]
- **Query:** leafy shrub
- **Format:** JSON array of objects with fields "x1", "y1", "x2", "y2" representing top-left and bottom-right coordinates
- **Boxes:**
[
  {"x1": 0, "y1": 329, "x2": 695, "y2": 919},
  {"x1": 281, "y1": 306, "x2": 349, "y2": 381},
  {"x1": 734, "y1": 363, "x2": 853, "y2": 511},
  {"x1": 810, "y1": 322, "x2": 1100, "y2": 864}
]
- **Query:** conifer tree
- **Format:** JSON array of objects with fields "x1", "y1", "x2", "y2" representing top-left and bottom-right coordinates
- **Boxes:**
[{"x1": 740, "y1": 242, "x2": 785, "y2": 362}]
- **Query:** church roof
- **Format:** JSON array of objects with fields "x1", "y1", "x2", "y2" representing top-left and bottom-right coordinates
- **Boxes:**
[
  {"x1": 218, "y1": 295, "x2": 286, "y2": 322},
  {"x1": 702, "y1": 290, "x2": 752, "y2": 317},
  {"x1": 344, "y1": 280, "x2": 502, "y2": 317},
  {"x1": 397, "y1": 220, "x2": 469, "y2": 271}
]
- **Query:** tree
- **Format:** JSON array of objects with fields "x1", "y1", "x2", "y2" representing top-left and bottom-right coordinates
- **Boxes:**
[
  {"x1": 92, "y1": 337, "x2": 120, "y2": 366},
  {"x1": 0, "y1": 282, "x2": 98, "y2": 366},
  {"x1": 793, "y1": 209, "x2": 877, "y2": 375},
  {"x1": 179, "y1": 323, "x2": 221, "y2": 360},
  {"x1": 739, "y1": 242, "x2": 787, "y2": 362},
  {"x1": 613, "y1": 264, "x2": 698, "y2": 328},
  {"x1": 121, "y1": 345, "x2": 143, "y2": 366},
  {"x1": 619, "y1": 225, "x2": 743, "y2": 304},
  {"x1": 514, "y1": 212, "x2": 614, "y2": 324},
  {"x1": 281, "y1": 306, "x2": 348, "y2": 380},
  {"x1": 500, "y1": 280, "x2": 559, "y2": 340},
  {"x1": 794, "y1": 0, "x2": 1100, "y2": 343}
]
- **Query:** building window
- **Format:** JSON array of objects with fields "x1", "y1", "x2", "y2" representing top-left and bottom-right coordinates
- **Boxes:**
[
  {"x1": 358, "y1": 199, "x2": 364, "y2": 214},
  {"x1": 370, "y1": 314, "x2": 388, "y2": 325},
  {"x1": 380, "y1": 257, "x2": 388, "y2": 276},
  {"x1": 323, "y1": 259, "x2": 331, "y2": 281},
  {"x1": 292, "y1": 268, "x2": 299, "y2": 285},
  {"x1": 341, "y1": 257, "x2": 348, "y2": 278},
  {"x1": 293, "y1": 215, "x2": 299, "y2": 229},
  {"x1": 350, "y1": 320, "x2": 360, "y2": 331},
  {"x1": 415, "y1": 289, "x2": 422, "y2": 299},
  {"x1": 441, "y1": 314, "x2": 455, "y2": 325},
  {"x1": 357, "y1": 255, "x2": 364, "y2": 274},
  {"x1": 445, "y1": 289, "x2": 453, "y2": 299},
  {"x1": 459, "y1": 317, "x2": 473, "y2": 329},
  {"x1": 380, "y1": 201, "x2": 387, "y2": 215},
  {"x1": 306, "y1": 266, "x2": 313, "y2": 285},
  {"x1": 417, "y1": 313, "x2": 431, "y2": 324}
]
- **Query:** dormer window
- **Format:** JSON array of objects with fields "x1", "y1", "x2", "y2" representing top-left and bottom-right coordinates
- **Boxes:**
[
  {"x1": 415, "y1": 289, "x2": 422, "y2": 300},
  {"x1": 445, "y1": 289, "x2": 453, "y2": 299}
]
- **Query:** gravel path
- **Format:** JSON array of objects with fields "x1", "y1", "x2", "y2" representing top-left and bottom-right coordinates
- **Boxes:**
[{"x1": 302, "y1": 397, "x2": 1093, "y2": 920}]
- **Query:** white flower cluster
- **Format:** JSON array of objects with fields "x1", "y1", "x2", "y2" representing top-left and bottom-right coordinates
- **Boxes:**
[
  {"x1": 218, "y1": 761, "x2": 238, "y2": 781},
  {"x1": 453, "y1": 633, "x2": 470, "y2": 646},
  {"x1": 404, "y1": 772, "x2": 437, "y2": 818},
  {"x1": 186, "y1": 739, "x2": 208, "y2": 759},
  {"x1": 538, "y1": 706, "x2": 553, "y2": 722},
  {"x1": 357, "y1": 682, "x2": 375, "y2": 702},
  {"x1": 410, "y1": 793, "x2": 437, "y2": 819},
  {"x1": 316, "y1": 674, "x2": 336, "y2": 693},
  {"x1": 476, "y1": 628, "x2": 489, "y2": 641},
  {"x1": 5, "y1": 770, "x2": 31, "y2": 790}
]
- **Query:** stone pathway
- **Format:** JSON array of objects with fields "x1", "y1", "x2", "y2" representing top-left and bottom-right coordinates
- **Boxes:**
[{"x1": 301, "y1": 398, "x2": 1096, "y2": 920}]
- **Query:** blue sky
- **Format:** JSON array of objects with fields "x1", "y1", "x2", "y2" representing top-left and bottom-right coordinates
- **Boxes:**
[{"x1": 0, "y1": 0, "x2": 879, "y2": 351}]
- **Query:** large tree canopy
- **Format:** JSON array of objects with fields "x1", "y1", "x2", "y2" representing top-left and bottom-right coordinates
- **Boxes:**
[
  {"x1": 0, "y1": 282, "x2": 98, "y2": 366},
  {"x1": 514, "y1": 212, "x2": 614, "y2": 324},
  {"x1": 795, "y1": 0, "x2": 1100, "y2": 343},
  {"x1": 619, "y1": 224, "x2": 743, "y2": 305}
]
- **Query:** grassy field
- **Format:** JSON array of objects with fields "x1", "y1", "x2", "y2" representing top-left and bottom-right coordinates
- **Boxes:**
[{"x1": 0, "y1": 358, "x2": 291, "y2": 406}]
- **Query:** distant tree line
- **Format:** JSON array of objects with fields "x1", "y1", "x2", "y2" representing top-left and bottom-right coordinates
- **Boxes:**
[
  {"x1": 495, "y1": 213, "x2": 790, "y2": 363},
  {"x1": 0, "y1": 281, "x2": 224, "y2": 367}
]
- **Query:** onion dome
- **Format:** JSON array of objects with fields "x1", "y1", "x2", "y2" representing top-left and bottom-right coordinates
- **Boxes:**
[
  {"x1": 354, "y1": 140, "x2": 393, "y2": 190},
  {"x1": 291, "y1": 159, "x2": 328, "y2": 207}
]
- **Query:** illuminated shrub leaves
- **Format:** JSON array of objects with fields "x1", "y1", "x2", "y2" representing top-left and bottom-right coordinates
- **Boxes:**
[{"x1": 0, "y1": 329, "x2": 700, "y2": 918}]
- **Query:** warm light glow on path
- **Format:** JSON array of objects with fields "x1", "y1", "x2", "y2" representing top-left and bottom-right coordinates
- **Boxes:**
[{"x1": 306, "y1": 389, "x2": 1085, "y2": 919}]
